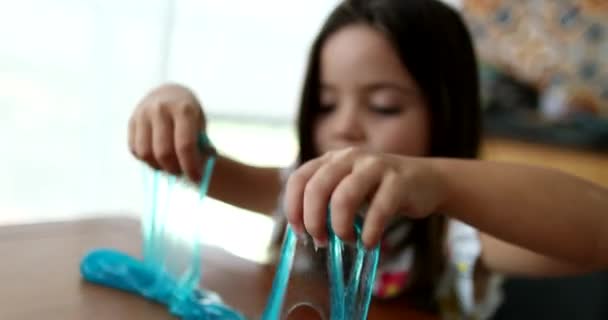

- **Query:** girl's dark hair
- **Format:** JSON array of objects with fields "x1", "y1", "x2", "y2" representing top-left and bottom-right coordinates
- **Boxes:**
[{"x1": 296, "y1": 0, "x2": 481, "y2": 310}]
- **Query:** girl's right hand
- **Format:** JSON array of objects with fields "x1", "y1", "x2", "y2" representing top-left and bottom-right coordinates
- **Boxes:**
[{"x1": 128, "y1": 83, "x2": 208, "y2": 183}]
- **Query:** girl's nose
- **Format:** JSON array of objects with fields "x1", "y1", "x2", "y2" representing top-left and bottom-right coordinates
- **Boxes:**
[{"x1": 331, "y1": 102, "x2": 365, "y2": 144}]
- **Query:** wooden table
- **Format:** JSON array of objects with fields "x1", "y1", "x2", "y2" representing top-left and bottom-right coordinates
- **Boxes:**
[
  {"x1": 0, "y1": 217, "x2": 437, "y2": 319},
  {"x1": 482, "y1": 137, "x2": 608, "y2": 187}
]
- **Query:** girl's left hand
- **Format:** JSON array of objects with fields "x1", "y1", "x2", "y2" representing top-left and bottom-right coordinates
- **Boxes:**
[{"x1": 285, "y1": 147, "x2": 447, "y2": 249}]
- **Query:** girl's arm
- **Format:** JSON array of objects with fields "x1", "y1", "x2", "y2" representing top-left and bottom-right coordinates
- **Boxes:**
[
  {"x1": 207, "y1": 155, "x2": 282, "y2": 215},
  {"x1": 478, "y1": 232, "x2": 597, "y2": 277},
  {"x1": 435, "y1": 159, "x2": 608, "y2": 271}
]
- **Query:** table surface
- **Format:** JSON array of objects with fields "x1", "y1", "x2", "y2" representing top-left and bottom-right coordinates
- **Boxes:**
[{"x1": 0, "y1": 217, "x2": 437, "y2": 319}]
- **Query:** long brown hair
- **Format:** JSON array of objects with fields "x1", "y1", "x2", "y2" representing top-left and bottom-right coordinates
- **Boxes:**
[{"x1": 295, "y1": 0, "x2": 481, "y2": 311}]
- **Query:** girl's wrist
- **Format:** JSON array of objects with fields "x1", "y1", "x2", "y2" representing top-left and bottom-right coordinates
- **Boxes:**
[{"x1": 428, "y1": 157, "x2": 456, "y2": 215}]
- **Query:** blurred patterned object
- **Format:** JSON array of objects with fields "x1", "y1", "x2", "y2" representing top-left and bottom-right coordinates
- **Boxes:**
[{"x1": 463, "y1": 0, "x2": 608, "y2": 118}]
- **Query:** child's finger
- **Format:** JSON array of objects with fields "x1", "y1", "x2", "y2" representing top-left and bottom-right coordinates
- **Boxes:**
[
  {"x1": 174, "y1": 110, "x2": 203, "y2": 183},
  {"x1": 151, "y1": 107, "x2": 180, "y2": 175},
  {"x1": 362, "y1": 171, "x2": 402, "y2": 248},
  {"x1": 330, "y1": 161, "x2": 384, "y2": 243},
  {"x1": 134, "y1": 114, "x2": 161, "y2": 171},
  {"x1": 303, "y1": 158, "x2": 353, "y2": 247},
  {"x1": 284, "y1": 157, "x2": 325, "y2": 236},
  {"x1": 128, "y1": 114, "x2": 137, "y2": 157}
]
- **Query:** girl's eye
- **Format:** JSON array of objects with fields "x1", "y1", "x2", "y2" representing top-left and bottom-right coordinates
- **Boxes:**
[
  {"x1": 318, "y1": 103, "x2": 336, "y2": 114},
  {"x1": 369, "y1": 105, "x2": 403, "y2": 116}
]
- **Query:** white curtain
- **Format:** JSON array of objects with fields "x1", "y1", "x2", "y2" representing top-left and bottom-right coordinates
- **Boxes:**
[
  {"x1": 0, "y1": 0, "x2": 338, "y2": 225},
  {"x1": 168, "y1": 0, "x2": 340, "y2": 121}
]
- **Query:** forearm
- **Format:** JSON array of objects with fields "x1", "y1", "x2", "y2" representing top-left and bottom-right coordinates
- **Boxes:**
[
  {"x1": 479, "y1": 233, "x2": 595, "y2": 277},
  {"x1": 207, "y1": 154, "x2": 282, "y2": 215},
  {"x1": 434, "y1": 158, "x2": 608, "y2": 268}
]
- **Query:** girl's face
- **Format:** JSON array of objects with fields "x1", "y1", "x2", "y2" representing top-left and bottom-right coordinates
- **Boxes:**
[{"x1": 314, "y1": 24, "x2": 430, "y2": 157}]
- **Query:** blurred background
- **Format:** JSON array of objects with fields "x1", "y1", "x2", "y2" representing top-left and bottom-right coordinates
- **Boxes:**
[
  {"x1": 0, "y1": 0, "x2": 607, "y2": 318},
  {"x1": 0, "y1": 0, "x2": 345, "y2": 270}
]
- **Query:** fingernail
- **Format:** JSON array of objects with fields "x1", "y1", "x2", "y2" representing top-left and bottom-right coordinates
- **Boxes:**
[
  {"x1": 313, "y1": 238, "x2": 328, "y2": 250},
  {"x1": 289, "y1": 225, "x2": 310, "y2": 244},
  {"x1": 291, "y1": 224, "x2": 305, "y2": 236},
  {"x1": 296, "y1": 232, "x2": 309, "y2": 244}
]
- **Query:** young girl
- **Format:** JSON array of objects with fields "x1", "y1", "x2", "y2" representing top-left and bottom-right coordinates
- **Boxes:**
[{"x1": 128, "y1": 0, "x2": 607, "y2": 318}]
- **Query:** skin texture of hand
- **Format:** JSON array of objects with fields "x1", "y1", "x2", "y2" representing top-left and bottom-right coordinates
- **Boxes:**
[
  {"x1": 128, "y1": 83, "x2": 208, "y2": 183},
  {"x1": 285, "y1": 147, "x2": 446, "y2": 249},
  {"x1": 285, "y1": 149, "x2": 608, "y2": 275}
]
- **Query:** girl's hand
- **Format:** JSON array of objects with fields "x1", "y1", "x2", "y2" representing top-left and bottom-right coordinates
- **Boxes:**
[
  {"x1": 128, "y1": 83, "x2": 209, "y2": 183},
  {"x1": 284, "y1": 148, "x2": 447, "y2": 248}
]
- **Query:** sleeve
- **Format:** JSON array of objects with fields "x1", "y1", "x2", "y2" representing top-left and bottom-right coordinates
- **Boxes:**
[{"x1": 437, "y1": 219, "x2": 504, "y2": 320}]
